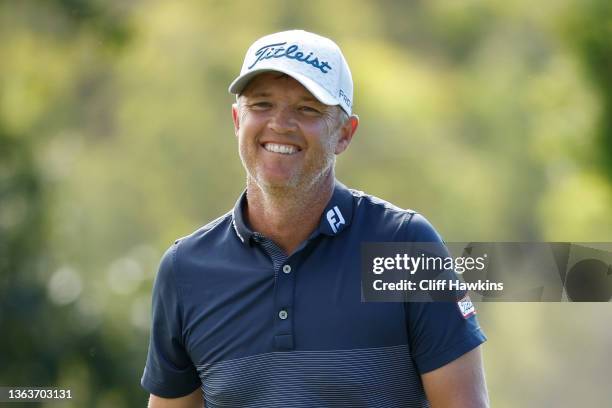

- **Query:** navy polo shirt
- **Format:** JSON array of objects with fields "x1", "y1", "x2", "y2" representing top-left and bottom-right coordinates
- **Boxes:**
[{"x1": 141, "y1": 180, "x2": 486, "y2": 407}]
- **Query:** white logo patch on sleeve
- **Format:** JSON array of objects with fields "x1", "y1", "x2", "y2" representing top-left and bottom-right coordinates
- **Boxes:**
[{"x1": 457, "y1": 295, "x2": 476, "y2": 319}]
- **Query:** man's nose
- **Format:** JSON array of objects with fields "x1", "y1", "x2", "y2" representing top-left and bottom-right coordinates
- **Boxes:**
[{"x1": 268, "y1": 106, "x2": 298, "y2": 134}]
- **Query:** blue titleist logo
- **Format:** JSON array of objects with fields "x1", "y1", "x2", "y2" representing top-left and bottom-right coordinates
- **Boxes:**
[{"x1": 248, "y1": 42, "x2": 332, "y2": 73}]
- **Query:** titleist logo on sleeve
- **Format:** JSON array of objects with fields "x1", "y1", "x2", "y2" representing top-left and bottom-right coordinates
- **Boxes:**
[{"x1": 248, "y1": 42, "x2": 332, "y2": 74}]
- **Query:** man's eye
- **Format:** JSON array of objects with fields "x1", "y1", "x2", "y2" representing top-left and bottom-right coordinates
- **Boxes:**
[
  {"x1": 300, "y1": 106, "x2": 321, "y2": 114},
  {"x1": 251, "y1": 102, "x2": 272, "y2": 109}
]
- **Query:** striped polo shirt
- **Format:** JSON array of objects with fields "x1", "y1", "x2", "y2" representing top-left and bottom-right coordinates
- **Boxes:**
[{"x1": 141, "y1": 180, "x2": 486, "y2": 407}]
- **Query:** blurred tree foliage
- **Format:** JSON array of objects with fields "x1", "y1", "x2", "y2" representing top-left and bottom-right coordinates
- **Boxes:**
[
  {"x1": 563, "y1": 0, "x2": 612, "y2": 178},
  {"x1": 0, "y1": 0, "x2": 610, "y2": 407}
]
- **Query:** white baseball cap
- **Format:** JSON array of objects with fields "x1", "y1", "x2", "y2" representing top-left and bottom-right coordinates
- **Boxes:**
[{"x1": 228, "y1": 30, "x2": 354, "y2": 115}]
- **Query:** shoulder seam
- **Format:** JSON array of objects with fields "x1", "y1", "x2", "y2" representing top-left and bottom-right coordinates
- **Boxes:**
[
  {"x1": 401, "y1": 211, "x2": 416, "y2": 241},
  {"x1": 174, "y1": 211, "x2": 232, "y2": 244},
  {"x1": 356, "y1": 191, "x2": 418, "y2": 216},
  {"x1": 170, "y1": 242, "x2": 187, "y2": 346}
]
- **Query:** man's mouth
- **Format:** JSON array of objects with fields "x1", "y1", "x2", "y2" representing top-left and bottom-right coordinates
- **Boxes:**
[{"x1": 261, "y1": 143, "x2": 301, "y2": 155}]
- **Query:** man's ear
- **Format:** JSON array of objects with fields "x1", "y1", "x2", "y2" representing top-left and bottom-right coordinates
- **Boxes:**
[
  {"x1": 231, "y1": 103, "x2": 240, "y2": 137},
  {"x1": 335, "y1": 114, "x2": 359, "y2": 155}
]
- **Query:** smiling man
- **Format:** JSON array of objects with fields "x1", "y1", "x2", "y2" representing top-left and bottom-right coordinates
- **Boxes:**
[{"x1": 142, "y1": 30, "x2": 489, "y2": 408}]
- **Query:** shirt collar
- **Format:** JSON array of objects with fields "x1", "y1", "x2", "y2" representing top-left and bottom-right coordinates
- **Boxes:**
[
  {"x1": 232, "y1": 189, "x2": 254, "y2": 245},
  {"x1": 317, "y1": 180, "x2": 354, "y2": 236},
  {"x1": 231, "y1": 179, "x2": 355, "y2": 245}
]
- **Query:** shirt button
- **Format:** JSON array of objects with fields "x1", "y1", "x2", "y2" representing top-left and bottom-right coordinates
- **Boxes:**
[
  {"x1": 282, "y1": 265, "x2": 292, "y2": 274},
  {"x1": 278, "y1": 309, "x2": 288, "y2": 320}
]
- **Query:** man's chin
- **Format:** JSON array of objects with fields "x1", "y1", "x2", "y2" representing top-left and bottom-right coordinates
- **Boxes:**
[
  {"x1": 257, "y1": 178, "x2": 299, "y2": 192},
  {"x1": 248, "y1": 167, "x2": 332, "y2": 194}
]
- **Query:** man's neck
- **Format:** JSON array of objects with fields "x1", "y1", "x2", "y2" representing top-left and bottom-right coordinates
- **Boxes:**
[{"x1": 245, "y1": 175, "x2": 335, "y2": 255}]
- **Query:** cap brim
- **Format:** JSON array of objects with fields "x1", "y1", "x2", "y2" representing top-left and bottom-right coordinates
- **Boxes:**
[{"x1": 228, "y1": 68, "x2": 338, "y2": 107}]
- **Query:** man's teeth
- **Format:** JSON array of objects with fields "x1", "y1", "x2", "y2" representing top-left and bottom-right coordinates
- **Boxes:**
[{"x1": 263, "y1": 143, "x2": 299, "y2": 155}]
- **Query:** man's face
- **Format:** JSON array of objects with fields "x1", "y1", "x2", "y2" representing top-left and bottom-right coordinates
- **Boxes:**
[{"x1": 232, "y1": 73, "x2": 353, "y2": 192}]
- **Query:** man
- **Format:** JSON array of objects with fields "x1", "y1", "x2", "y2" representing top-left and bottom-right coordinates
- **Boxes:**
[{"x1": 142, "y1": 30, "x2": 489, "y2": 407}]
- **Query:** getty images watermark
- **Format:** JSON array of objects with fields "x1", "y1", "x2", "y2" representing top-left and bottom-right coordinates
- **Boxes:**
[{"x1": 361, "y1": 242, "x2": 612, "y2": 302}]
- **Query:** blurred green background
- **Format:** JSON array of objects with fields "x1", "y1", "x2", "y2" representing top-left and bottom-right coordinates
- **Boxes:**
[{"x1": 1, "y1": 0, "x2": 611, "y2": 406}]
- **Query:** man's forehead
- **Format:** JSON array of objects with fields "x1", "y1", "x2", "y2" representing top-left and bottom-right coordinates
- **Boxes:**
[{"x1": 241, "y1": 73, "x2": 321, "y2": 102}]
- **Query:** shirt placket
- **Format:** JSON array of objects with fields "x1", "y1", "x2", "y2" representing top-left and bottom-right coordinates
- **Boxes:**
[{"x1": 253, "y1": 233, "x2": 296, "y2": 351}]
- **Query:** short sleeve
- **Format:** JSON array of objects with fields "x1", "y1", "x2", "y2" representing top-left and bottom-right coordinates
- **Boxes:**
[
  {"x1": 141, "y1": 244, "x2": 201, "y2": 398},
  {"x1": 403, "y1": 213, "x2": 487, "y2": 374}
]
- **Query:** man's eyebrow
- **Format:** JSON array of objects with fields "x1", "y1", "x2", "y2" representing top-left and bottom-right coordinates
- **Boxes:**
[
  {"x1": 299, "y1": 95, "x2": 320, "y2": 103},
  {"x1": 243, "y1": 92, "x2": 323, "y2": 104},
  {"x1": 244, "y1": 91, "x2": 272, "y2": 98}
]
